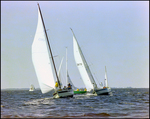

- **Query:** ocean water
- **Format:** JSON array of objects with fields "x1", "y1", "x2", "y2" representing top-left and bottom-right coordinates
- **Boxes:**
[{"x1": 1, "y1": 88, "x2": 149, "y2": 118}]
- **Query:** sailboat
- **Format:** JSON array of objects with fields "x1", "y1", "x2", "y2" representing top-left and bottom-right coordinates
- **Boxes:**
[
  {"x1": 29, "y1": 84, "x2": 35, "y2": 91},
  {"x1": 71, "y1": 28, "x2": 111, "y2": 95},
  {"x1": 65, "y1": 47, "x2": 86, "y2": 94},
  {"x1": 103, "y1": 66, "x2": 111, "y2": 91},
  {"x1": 32, "y1": 3, "x2": 73, "y2": 98}
]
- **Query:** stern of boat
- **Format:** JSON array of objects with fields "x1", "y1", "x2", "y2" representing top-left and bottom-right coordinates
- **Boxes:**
[
  {"x1": 53, "y1": 89, "x2": 73, "y2": 98},
  {"x1": 94, "y1": 88, "x2": 111, "y2": 95}
]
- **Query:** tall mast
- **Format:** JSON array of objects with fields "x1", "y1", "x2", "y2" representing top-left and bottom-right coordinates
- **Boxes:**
[{"x1": 37, "y1": 3, "x2": 61, "y2": 89}]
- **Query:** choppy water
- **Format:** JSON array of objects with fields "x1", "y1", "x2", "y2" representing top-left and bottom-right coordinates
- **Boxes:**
[{"x1": 1, "y1": 88, "x2": 149, "y2": 118}]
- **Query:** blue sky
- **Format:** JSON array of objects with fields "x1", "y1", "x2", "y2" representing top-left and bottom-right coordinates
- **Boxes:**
[{"x1": 1, "y1": 1, "x2": 149, "y2": 89}]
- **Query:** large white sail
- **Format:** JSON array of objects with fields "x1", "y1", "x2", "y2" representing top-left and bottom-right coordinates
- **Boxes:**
[
  {"x1": 32, "y1": 7, "x2": 55, "y2": 94},
  {"x1": 104, "y1": 66, "x2": 108, "y2": 87},
  {"x1": 71, "y1": 29, "x2": 97, "y2": 91}
]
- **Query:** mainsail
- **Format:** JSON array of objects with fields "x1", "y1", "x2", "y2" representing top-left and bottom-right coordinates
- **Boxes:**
[
  {"x1": 32, "y1": 4, "x2": 59, "y2": 94},
  {"x1": 71, "y1": 28, "x2": 97, "y2": 91}
]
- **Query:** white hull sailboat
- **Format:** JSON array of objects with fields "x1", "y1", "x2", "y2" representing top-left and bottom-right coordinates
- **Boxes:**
[
  {"x1": 53, "y1": 89, "x2": 73, "y2": 98},
  {"x1": 53, "y1": 56, "x2": 73, "y2": 98},
  {"x1": 32, "y1": 3, "x2": 73, "y2": 99},
  {"x1": 71, "y1": 28, "x2": 111, "y2": 95},
  {"x1": 91, "y1": 66, "x2": 111, "y2": 95},
  {"x1": 29, "y1": 84, "x2": 35, "y2": 91},
  {"x1": 98, "y1": 66, "x2": 111, "y2": 95}
]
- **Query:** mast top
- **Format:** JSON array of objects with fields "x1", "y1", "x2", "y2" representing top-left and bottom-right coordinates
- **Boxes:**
[
  {"x1": 37, "y1": 3, "x2": 40, "y2": 7},
  {"x1": 70, "y1": 28, "x2": 78, "y2": 42}
]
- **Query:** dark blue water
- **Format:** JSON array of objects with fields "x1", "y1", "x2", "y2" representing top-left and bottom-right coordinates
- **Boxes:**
[{"x1": 1, "y1": 88, "x2": 149, "y2": 118}]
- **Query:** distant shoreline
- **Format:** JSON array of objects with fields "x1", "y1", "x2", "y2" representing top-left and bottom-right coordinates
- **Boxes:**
[
  {"x1": 1, "y1": 88, "x2": 41, "y2": 90},
  {"x1": 1, "y1": 87, "x2": 149, "y2": 90}
]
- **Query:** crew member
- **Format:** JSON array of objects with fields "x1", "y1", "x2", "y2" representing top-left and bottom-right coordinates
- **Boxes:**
[
  {"x1": 63, "y1": 86, "x2": 66, "y2": 90},
  {"x1": 55, "y1": 81, "x2": 58, "y2": 89},
  {"x1": 67, "y1": 83, "x2": 72, "y2": 89}
]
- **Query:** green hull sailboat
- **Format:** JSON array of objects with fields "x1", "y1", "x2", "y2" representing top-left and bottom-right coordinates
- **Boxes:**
[
  {"x1": 74, "y1": 90, "x2": 87, "y2": 94},
  {"x1": 73, "y1": 88, "x2": 87, "y2": 94}
]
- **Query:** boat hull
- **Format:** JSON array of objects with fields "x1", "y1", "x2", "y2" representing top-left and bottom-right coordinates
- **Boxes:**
[
  {"x1": 29, "y1": 89, "x2": 34, "y2": 91},
  {"x1": 94, "y1": 88, "x2": 111, "y2": 95},
  {"x1": 53, "y1": 89, "x2": 73, "y2": 98},
  {"x1": 74, "y1": 91, "x2": 87, "y2": 94}
]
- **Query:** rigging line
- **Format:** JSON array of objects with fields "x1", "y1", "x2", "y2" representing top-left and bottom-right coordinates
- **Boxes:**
[
  {"x1": 92, "y1": 67, "x2": 102, "y2": 87},
  {"x1": 47, "y1": 29, "x2": 66, "y2": 85},
  {"x1": 56, "y1": 47, "x2": 66, "y2": 86},
  {"x1": 58, "y1": 57, "x2": 65, "y2": 88},
  {"x1": 93, "y1": 73, "x2": 101, "y2": 86},
  {"x1": 82, "y1": 46, "x2": 99, "y2": 83},
  {"x1": 84, "y1": 50, "x2": 102, "y2": 86},
  {"x1": 46, "y1": 31, "x2": 59, "y2": 66},
  {"x1": 60, "y1": 54, "x2": 66, "y2": 86}
]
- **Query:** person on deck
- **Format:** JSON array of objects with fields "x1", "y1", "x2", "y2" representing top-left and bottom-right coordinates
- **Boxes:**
[
  {"x1": 55, "y1": 81, "x2": 58, "y2": 90},
  {"x1": 67, "y1": 83, "x2": 72, "y2": 89},
  {"x1": 63, "y1": 86, "x2": 66, "y2": 90}
]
